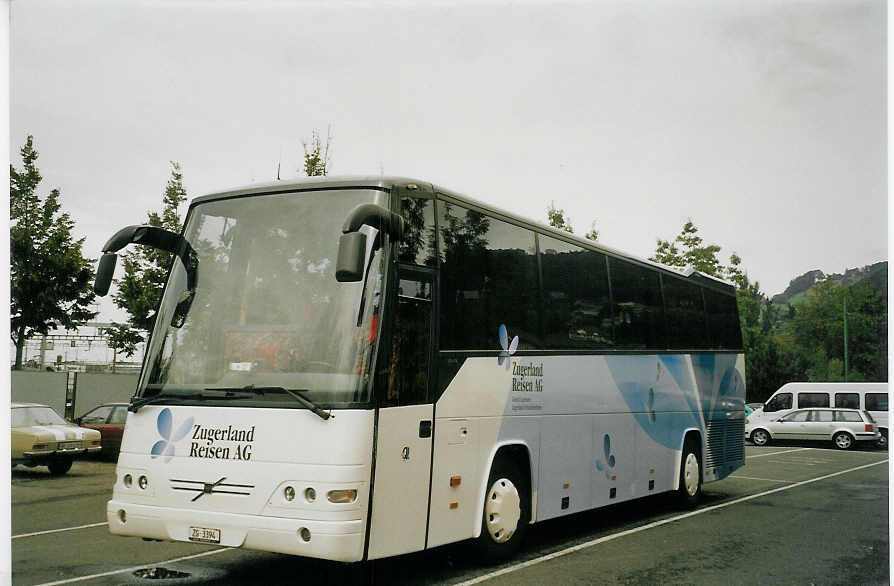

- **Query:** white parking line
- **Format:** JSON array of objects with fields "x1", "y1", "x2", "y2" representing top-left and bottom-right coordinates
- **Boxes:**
[
  {"x1": 34, "y1": 548, "x2": 230, "y2": 586},
  {"x1": 455, "y1": 458, "x2": 888, "y2": 586},
  {"x1": 729, "y1": 475, "x2": 790, "y2": 483},
  {"x1": 12, "y1": 522, "x2": 108, "y2": 539},
  {"x1": 746, "y1": 447, "x2": 811, "y2": 458}
]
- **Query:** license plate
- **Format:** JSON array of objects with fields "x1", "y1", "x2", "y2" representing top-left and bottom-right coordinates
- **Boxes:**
[
  {"x1": 189, "y1": 526, "x2": 221, "y2": 544},
  {"x1": 59, "y1": 441, "x2": 80, "y2": 450}
]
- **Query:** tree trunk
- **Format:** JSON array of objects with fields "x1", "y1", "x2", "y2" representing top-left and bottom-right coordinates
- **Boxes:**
[{"x1": 13, "y1": 325, "x2": 26, "y2": 370}]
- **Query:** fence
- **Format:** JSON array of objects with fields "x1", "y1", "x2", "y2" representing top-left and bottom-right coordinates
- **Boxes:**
[{"x1": 11, "y1": 371, "x2": 139, "y2": 418}]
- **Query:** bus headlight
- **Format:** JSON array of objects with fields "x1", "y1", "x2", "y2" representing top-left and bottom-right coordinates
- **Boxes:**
[
  {"x1": 138, "y1": 475, "x2": 149, "y2": 490},
  {"x1": 284, "y1": 486, "x2": 295, "y2": 501},
  {"x1": 304, "y1": 487, "x2": 316, "y2": 502},
  {"x1": 123, "y1": 474, "x2": 133, "y2": 488},
  {"x1": 327, "y1": 489, "x2": 357, "y2": 504}
]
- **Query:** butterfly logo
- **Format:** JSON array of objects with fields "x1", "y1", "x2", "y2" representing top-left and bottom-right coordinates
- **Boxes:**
[
  {"x1": 497, "y1": 324, "x2": 519, "y2": 367},
  {"x1": 150, "y1": 408, "x2": 195, "y2": 463}
]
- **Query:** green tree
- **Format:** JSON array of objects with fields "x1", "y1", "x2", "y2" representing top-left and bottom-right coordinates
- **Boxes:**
[
  {"x1": 789, "y1": 281, "x2": 887, "y2": 382},
  {"x1": 104, "y1": 322, "x2": 142, "y2": 372},
  {"x1": 651, "y1": 219, "x2": 723, "y2": 277},
  {"x1": 10, "y1": 135, "x2": 97, "y2": 369},
  {"x1": 546, "y1": 201, "x2": 573, "y2": 233},
  {"x1": 301, "y1": 128, "x2": 332, "y2": 177},
  {"x1": 584, "y1": 221, "x2": 599, "y2": 242},
  {"x1": 112, "y1": 162, "x2": 188, "y2": 339}
]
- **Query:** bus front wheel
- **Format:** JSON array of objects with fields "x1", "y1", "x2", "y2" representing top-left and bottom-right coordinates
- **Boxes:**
[{"x1": 473, "y1": 457, "x2": 529, "y2": 561}]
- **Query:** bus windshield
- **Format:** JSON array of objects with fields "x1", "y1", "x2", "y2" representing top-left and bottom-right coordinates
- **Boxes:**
[{"x1": 138, "y1": 188, "x2": 388, "y2": 408}]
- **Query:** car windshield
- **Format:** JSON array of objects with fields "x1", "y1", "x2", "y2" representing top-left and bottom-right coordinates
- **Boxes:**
[
  {"x1": 138, "y1": 188, "x2": 388, "y2": 408},
  {"x1": 12, "y1": 407, "x2": 68, "y2": 427}
]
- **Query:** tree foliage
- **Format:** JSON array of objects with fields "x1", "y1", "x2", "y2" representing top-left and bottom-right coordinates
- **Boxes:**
[
  {"x1": 651, "y1": 219, "x2": 723, "y2": 277},
  {"x1": 301, "y1": 128, "x2": 332, "y2": 177},
  {"x1": 10, "y1": 135, "x2": 97, "y2": 369},
  {"x1": 546, "y1": 201, "x2": 573, "y2": 233},
  {"x1": 112, "y1": 162, "x2": 188, "y2": 340}
]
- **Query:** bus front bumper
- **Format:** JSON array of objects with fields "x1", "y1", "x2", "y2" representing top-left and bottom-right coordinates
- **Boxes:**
[{"x1": 107, "y1": 500, "x2": 365, "y2": 562}]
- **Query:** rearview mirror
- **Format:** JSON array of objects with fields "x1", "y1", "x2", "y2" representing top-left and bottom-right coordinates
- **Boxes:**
[
  {"x1": 94, "y1": 253, "x2": 118, "y2": 296},
  {"x1": 336, "y1": 232, "x2": 367, "y2": 282}
]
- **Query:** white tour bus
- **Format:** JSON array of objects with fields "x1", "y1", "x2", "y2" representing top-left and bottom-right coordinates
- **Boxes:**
[
  {"x1": 93, "y1": 177, "x2": 746, "y2": 562},
  {"x1": 752, "y1": 382, "x2": 889, "y2": 447}
]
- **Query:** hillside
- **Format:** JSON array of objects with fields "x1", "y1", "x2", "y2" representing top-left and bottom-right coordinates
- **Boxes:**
[{"x1": 771, "y1": 261, "x2": 887, "y2": 306}]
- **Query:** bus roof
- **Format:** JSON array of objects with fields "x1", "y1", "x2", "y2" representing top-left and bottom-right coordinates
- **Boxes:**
[{"x1": 190, "y1": 175, "x2": 736, "y2": 294}]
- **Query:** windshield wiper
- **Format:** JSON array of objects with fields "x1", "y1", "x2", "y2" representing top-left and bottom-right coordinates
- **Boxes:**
[
  {"x1": 129, "y1": 388, "x2": 253, "y2": 412},
  {"x1": 205, "y1": 385, "x2": 333, "y2": 420}
]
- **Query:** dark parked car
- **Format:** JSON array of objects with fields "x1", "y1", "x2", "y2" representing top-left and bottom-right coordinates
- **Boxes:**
[{"x1": 75, "y1": 403, "x2": 128, "y2": 457}]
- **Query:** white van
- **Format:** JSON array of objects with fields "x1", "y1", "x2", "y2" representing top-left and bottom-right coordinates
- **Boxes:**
[{"x1": 751, "y1": 382, "x2": 889, "y2": 448}]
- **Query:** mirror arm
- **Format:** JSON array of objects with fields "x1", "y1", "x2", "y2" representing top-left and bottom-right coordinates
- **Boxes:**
[{"x1": 341, "y1": 204, "x2": 405, "y2": 240}]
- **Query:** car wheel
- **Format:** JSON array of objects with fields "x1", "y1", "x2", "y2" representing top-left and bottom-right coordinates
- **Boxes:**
[
  {"x1": 48, "y1": 457, "x2": 73, "y2": 475},
  {"x1": 833, "y1": 432, "x2": 854, "y2": 450},
  {"x1": 473, "y1": 457, "x2": 529, "y2": 561},
  {"x1": 751, "y1": 429, "x2": 770, "y2": 446},
  {"x1": 677, "y1": 437, "x2": 702, "y2": 507},
  {"x1": 876, "y1": 429, "x2": 887, "y2": 450}
]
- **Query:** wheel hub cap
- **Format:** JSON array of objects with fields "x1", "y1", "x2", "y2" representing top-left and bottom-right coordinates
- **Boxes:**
[
  {"x1": 484, "y1": 477, "x2": 521, "y2": 543},
  {"x1": 684, "y1": 453, "x2": 699, "y2": 496}
]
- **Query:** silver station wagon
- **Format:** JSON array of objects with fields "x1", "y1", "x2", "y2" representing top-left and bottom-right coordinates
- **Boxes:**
[{"x1": 746, "y1": 408, "x2": 880, "y2": 450}]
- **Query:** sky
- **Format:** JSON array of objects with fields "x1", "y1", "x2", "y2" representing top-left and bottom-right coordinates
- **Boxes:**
[{"x1": 9, "y1": 0, "x2": 887, "y2": 324}]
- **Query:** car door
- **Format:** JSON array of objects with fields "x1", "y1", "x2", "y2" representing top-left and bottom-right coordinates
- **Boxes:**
[
  {"x1": 78, "y1": 405, "x2": 115, "y2": 450},
  {"x1": 774, "y1": 410, "x2": 809, "y2": 439},
  {"x1": 808, "y1": 409, "x2": 835, "y2": 440},
  {"x1": 107, "y1": 406, "x2": 127, "y2": 454}
]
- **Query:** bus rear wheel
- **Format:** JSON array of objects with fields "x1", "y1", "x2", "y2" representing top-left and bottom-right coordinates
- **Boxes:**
[
  {"x1": 473, "y1": 457, "x2": 529, "y2": 561},
  {"x1": 676, "y1": 438, "x2": 702, "y2": 507}
]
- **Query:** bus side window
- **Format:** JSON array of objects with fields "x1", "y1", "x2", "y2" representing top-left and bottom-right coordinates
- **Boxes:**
[
  {"x1": 385, "y1": 276, "x2": 432, "y2": 406},
  {"x1": 834, "y1": 393, "x2": 860, "y2": 409},
  {"x1": 765, "y1": 392, "x2": 792, "y2": 412},
  {"x1": 797, "y1": 392, "x2": 830, "y2": 408},
  {"x1": 866, "y1": 393, "x2": 888, "y2": 411},
  {"x1": 398, "y1": 197, "x2": 437, "y2": 267}
]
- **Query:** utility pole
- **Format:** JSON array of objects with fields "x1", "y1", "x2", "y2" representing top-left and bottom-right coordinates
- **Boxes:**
[{"x1": 843, "y1": 296, "x2": 849, "y2": 382}]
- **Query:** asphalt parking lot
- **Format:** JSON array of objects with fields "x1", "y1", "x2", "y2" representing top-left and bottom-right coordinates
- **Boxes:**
[{"x1": 11, "y1": 445, "x2": 889, "y2": 585}]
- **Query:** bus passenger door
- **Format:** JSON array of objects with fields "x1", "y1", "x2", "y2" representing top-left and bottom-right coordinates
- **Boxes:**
[{"x1": 367, "y1": 268, "x2": 435, "y2": 559}]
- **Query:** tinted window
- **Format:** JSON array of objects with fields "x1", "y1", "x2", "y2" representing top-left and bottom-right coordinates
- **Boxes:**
[
  {"x1": 438, "y1": 202, "x2": 539, "y2": 350},
  {"x1": 81, "y1": 405, "x2": 114, "y2": 424},
  {"x1": 109, "y1": 407, "x2": 127, "y2": 425},
  {"x1": 398, "y1": 197, "x2": 437, "y2": 266},
  {"x1": 798, "y1": 393, "x2": 830, "y2": 408},
  {"x1": 765, "y1": 393, "x2": 792, "y2": 412},
  {"x1": 835, "y1": 411, "x2": 863, "y2": 422},
  {"x1": 662, "y1": 276, "x2": 708, "y2": 349},
  {"x1": 383, "y1": 273, "x2": 432, "y2": 406},
  {"x1": 834, "y1": 393, "x2": 860, "y2": 409},
  {"x1": 865, "y1": 393, "x2": 888, "y2": 411},
  {"x1": 540, "y1": 236, "x2": 613, "y2": 348},
  {"x1": 781, "y1": 410, "x2": 809, "y2": 422},
  {"x1": 809, "y1": 410, "x2": 834, "y2": 422},
  {"x1": 704, "y1": 288, "x2": 742, "y2": 350},
  {"x1": 609, "y1": 258, "x2": 665, "y2": 349}
]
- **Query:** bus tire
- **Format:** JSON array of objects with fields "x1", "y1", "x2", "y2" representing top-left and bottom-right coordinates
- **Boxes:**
[
  {"x1": 676, "y1": 438, "x2": 701, "y2": 507},
  {"x1": 833, "y1": 432, "x2": 854, "y2": 450},
  {"x1": 48, "y1": 457, "x2": 72, "y2": 476},
  {"x1": 750, "y1": 429, "x2": 770, "y2": 446},
  {"x1": 473, "y1": 457, "x2": 529, "y2": 561}
]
